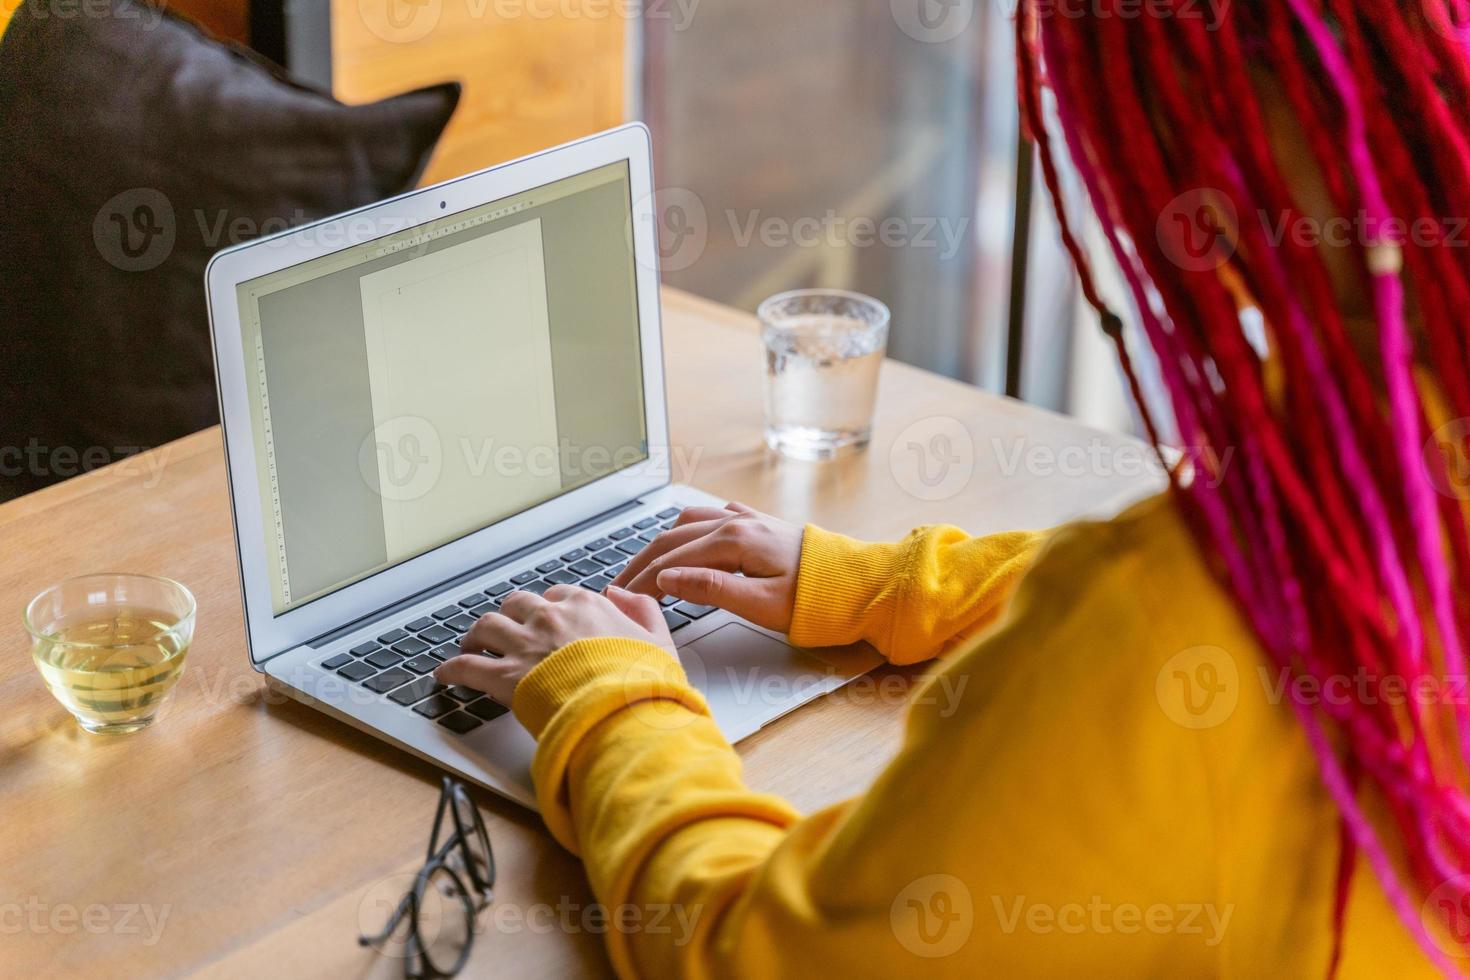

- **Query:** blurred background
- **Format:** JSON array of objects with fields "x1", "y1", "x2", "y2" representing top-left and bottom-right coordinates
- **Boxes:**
[
  {"x1": 2, "y1": 0, "x2": 1148, "y2": 501},
  {"x1": 269, "y1": 0, "x2": 1136, "y2": 428}
]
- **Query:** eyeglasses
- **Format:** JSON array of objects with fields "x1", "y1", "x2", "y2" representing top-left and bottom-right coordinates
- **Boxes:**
[{"x1": 359, "y1": 777, "x2": 496, "y2": 978}]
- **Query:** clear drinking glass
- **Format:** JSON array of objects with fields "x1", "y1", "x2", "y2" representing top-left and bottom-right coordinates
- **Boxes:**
[
  {"x1": 759, "y1": 289, "x2": 890, "y2": 461},
  {"x1": 25, "y1": 574, "x2": 196, "y2": 735}
]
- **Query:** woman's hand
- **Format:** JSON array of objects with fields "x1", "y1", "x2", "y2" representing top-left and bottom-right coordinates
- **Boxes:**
[
  {"x1": 610, "y1": 502, "x2": 804, "y2": 633},
  {"x1": 433, "y1": 585, "x2": 674, "y2": 705}
]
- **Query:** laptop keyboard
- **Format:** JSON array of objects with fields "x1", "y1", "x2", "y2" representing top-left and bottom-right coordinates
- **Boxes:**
[{"x1": 320, "y1": 507, "x2": 718, "y2": 736}]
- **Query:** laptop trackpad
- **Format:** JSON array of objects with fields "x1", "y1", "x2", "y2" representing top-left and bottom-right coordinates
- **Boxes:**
[{"x1": 679, "y1": 624, "x2": 838, "y2": 738}]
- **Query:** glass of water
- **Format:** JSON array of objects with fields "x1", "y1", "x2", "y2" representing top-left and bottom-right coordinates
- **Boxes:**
[{"x1": 759, "y1": 289, "x2": 890, "y2": 461}]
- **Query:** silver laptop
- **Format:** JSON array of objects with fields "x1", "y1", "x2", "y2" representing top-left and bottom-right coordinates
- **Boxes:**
[{"x1": 204, "y1": 124, "x2": 880, "y2": 809}]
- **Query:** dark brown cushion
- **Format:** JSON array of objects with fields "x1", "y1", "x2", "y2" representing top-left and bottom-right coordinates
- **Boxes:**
[{"x1": 0, "y1": 0, "x2": 459, "y2": 499}]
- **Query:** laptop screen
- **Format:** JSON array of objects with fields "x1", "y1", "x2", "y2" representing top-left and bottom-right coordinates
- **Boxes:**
[{"x1": 234, "y1": 162, "x2": 648, "y2": 615}]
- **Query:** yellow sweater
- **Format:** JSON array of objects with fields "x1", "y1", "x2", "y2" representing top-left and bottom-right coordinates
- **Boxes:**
[{"x1": 511, "y1": 493, "x2": 1438, "y2": 978}]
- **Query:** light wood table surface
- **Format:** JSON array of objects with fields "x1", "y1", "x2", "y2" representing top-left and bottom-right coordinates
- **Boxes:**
[{"x1": 1, "y1": 288, "x2": 1164, "y2": 978}]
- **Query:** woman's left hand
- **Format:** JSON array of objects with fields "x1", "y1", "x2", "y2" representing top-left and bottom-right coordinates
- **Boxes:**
[{"x1": 432, "y1": 585, "x2": 675, "y2": 706}]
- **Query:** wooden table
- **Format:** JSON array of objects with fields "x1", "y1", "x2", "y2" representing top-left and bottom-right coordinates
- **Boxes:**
[{"x1": 0, "y1": 289, "x2": 1164, "y2": 977}]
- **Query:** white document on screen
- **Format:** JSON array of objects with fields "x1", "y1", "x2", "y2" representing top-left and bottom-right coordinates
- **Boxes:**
[{"x1": 358, "y1": 218, "x2": 562, "y2": 562}]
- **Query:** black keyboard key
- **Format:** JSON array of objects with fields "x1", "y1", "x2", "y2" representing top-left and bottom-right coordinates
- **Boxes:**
[
  {"x1": 570, "y1": 559, "x2": 603, "y2": 577},
  {"x1": 486, "y1": 581, "x2": 513, "y2": 596},
  {"x1": 366, "y1": 667, "x2": 414, "y2": 693},
  {"x1": 584, "y1": 574, "x2": 611, "y2": 592},
  {"x1": 447, "y1": 685, "x2": 480, "y2": 703},
  {"x1": 510, "y1": 570, "x2": 538, "y2": 585},
  {"x1": 351, "y1": 641, "x2": 380, "y2": 657},
  {"x1": 390, "y1": 676, "x2": 445, "y2": 705},
  {"x1": 458, "y1": 595, "x2": 483, "y2": 608},
  {"x1": 432, "y1": 606, "x2": 461, "y2": 621},
  {"x1": 608, "y1": 563, "x2": 627, "y2": 577},
  {"x1": 675, "y1": 601, "x2": 717, "y2": 619},
  {"x1": 536, "y1": 560, "x2": 563, "y2": 574},
  {"x1": 467, "y1": 698, "x2": 510, "y2": 721},
  {"x1": 584, "y1": 536, "x2": 612, "y2": 551},
  {"x1": 439, "y1": 712, "x2": 483, "y2": 734},
  {"x1": 660, "y1": 595, "x2": 680, "y2": 607},
  {"x1": 339, "y1": 661, "x2": 376, "y2": 682},
  {"x1": 322, "y1": 652, "x2": 353, "y2": 670},
  {"x1": 656, "y1": 507, "x2": 680, "y2": 519},
  {"x1": 519, "y1": 579, "x2": 552, "y2": 596},
  {"x1": 662, "y1": 610, "x2": 691, "y2": 631},
  {"x1": 366, "y1": 650, "x2": 404, "y2": 670},
  {"x1": 446, "y1": 614, "x2": 477, "y2": 633},
  {"x1": 404, "y1": 655, "x2": 441, "y2": 675},
  {"x1": 377, "y1": 628, "x2": 409, "y2": 645},
  {"x1": 592, "y1": 548, "x2": 623, "y2": 566},
  {"x1": 660, "y1": 518, "x2": 676, "y2": 530},
  {"x1": 615, "y1": 539, "x2": 645, "y2": 556},
  {"x1": 634, "y1": 517, "x2": 659, "y2": 529},
  {"x1": 413, "y1": 694, "x2": 457, "y2": 719},
  {"x1": 609, "y1": 527, "x2": 636, "y2": 540},
  {"x1": 405, "y1": 617, "x2": 435, "y2": 633},
  {"x1": 420, "y1": 625, "x2": 454, "y2": 645},
  {"x1": 546, "y1": 569, "x2": 580, "y2": 585},
  {"x1": 638, "y1": 530, "x2": 661, "y2": 543},
  {"x1": 431, "y1": 643, "x2": 460, "y2": 662},
  {"x1": 392, "y1": 637, "x2": 430, "y2": 656},
  {"x1": 560, "y1": 548, "x2": 587, "y2": 562}
]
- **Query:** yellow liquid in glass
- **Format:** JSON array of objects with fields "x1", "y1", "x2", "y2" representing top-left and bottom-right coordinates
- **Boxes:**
[{"x1": 32, "y1": 606, "x2": 189, "y2": 734}]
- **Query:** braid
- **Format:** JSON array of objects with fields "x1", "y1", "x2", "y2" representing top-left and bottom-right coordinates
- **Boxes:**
[{"x1": 1019, "y1": 0, "x2": 1470, "y2": 970}]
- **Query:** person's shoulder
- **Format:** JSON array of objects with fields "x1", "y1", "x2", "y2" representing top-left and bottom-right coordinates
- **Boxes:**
[{"x1": 1018, "y1": 489, "x2": 1226, "y2": 627}]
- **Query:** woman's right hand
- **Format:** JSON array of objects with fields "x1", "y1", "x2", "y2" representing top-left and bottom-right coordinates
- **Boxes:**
[{"x1": 609, "y1": 502, "x2": 804, "y2": 633}]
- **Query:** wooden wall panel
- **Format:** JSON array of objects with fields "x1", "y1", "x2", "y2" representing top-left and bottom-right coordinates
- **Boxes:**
[
  {"x1": 163, "y1": 0, "x2": 249, "y2": 44},
  {"x1": 333, "y1": 0, "x2": 627, "y2": 185}
]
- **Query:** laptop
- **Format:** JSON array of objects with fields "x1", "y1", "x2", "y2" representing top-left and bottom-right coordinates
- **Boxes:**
[{"x1": 204, "y1": 123, "x2": 881, "y2": 809}]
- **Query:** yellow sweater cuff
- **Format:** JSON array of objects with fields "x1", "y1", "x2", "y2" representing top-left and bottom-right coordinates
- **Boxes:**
[
  {"x1": 789, "y1": 525, "x2": 910, "y2": 650},
  {"x1": 513, "y1": 637, "x2": 702, "y2": 738}
]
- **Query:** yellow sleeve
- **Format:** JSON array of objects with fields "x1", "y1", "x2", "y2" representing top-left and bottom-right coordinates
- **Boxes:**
[
  {"x1": 789, "y1": 524, "x2": 1045, "y2": 664},
  {"x1": 511, "y1": 500, "x2": 1236, "y2": 979}
]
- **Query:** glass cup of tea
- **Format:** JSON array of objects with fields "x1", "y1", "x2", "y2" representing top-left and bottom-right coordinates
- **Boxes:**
[
  {"x1": 758, "y1": 288, "x2": 890, "y2": 461},
  {"x1": 25, "y1": 574, "x2": 196, "y2": 735}
]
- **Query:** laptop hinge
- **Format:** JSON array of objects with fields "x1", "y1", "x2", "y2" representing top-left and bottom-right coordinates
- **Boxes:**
[{"x1": 283, "y1": 496, "x2": 649, "y2": 655}]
